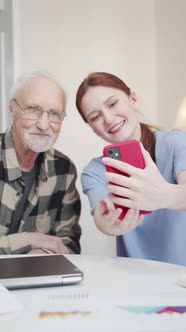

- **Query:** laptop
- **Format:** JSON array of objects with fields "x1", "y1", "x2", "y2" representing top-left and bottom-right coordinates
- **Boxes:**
[{"x1": 0, "y1": 255, "x2": 83, "y2": 289}]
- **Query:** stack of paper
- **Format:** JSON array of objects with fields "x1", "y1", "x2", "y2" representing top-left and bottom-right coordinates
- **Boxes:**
[{"x1": 0, "y1": 283, "x2": 23, "y2": 315}]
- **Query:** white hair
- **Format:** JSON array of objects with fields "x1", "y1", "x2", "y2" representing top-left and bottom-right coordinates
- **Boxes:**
[{"x1": 9, "y1": 70, "x2": 66, "y2": 106}]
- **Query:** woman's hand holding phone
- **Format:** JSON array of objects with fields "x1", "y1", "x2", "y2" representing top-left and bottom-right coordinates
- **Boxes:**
[
  {"x1": 94, "y1": 198, "x2": 144, "y2": 236},
  {"x1": 103, "y1": 141, "x2": 171, "y2": 214}
]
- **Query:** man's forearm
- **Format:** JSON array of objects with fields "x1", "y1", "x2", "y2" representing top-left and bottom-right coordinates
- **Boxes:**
[{"x1": 0, "y1": 233, "x2": 31, "y2": 254}]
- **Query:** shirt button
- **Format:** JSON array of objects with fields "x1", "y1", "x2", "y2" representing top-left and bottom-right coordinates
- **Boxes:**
[{"x1": 42, "y1": 176, "x2": 48, "y2": 182}]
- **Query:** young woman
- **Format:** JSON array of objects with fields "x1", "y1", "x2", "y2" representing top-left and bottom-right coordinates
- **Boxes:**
[{"x1": 76, "y1": 72, "x2": 186, "y2": 266}]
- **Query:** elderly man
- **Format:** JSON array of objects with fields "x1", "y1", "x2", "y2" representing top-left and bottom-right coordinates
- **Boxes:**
[{"x1": 0, "y1": 71, "x2": 81, "y2": 255}]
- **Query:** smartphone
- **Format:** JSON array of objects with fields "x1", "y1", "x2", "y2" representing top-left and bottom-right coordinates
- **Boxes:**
[{"x1": 103, "y1": 140, "x2": 151, "y2": 219}]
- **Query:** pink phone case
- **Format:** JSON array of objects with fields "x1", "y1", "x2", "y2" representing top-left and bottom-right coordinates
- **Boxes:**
[{"x1": 103, "y1": 140, "x2": 151, "y2": 219}]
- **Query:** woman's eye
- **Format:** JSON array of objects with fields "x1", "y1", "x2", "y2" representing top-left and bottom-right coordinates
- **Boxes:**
[
  {"x1": 91, "y1": 114, "x2": 100, "y2": 122},
  {"x1": 109, "y1": 100, "x2": 117, "y2": 108}
]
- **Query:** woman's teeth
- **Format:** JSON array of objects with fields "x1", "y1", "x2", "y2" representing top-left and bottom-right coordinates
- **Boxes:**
[{"x1": 109, "y1": 120, "x2": 125, "y2": 133}]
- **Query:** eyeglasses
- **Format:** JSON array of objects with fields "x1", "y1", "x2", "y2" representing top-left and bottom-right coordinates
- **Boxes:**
[{"x1": 13, "y1": 98, "x2": 66, "y2": 123}]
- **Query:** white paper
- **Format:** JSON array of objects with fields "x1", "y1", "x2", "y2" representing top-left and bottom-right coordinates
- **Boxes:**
[
  {"x1": 177, "y1": 273, "x2": 186, "y2": 288},
  {"x1": 31, "y1": 287, "x2": 186, "y2": 332},
  {"x1": 0, "y1": 283, "x2": 23, "y2": 315}
]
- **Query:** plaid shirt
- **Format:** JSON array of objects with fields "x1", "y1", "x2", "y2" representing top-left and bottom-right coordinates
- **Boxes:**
[{"x1": 0, "y1": 129, "x2": 81, "y2": 254}]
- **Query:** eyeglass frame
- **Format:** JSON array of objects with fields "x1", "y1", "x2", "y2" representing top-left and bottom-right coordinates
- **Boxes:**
[{"x1": 12, "y1": 98, "x2": 67, "y2": 123}]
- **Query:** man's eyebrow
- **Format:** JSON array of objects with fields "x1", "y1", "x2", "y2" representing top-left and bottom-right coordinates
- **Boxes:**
[
  {"x1": 26, "y1": 103, "x2": 42, "y2": 109},
  {"x1": 26, "y1": 103, "x2": 62, "y2": 112}
]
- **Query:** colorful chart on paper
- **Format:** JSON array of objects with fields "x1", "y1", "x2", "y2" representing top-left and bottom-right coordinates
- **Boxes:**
[
  {"x1": 39, "y1": 310, "x2": 92, "y2": 319},
  {"x1": 118, "y1": 306, "x2": 186, "y2": 315}
]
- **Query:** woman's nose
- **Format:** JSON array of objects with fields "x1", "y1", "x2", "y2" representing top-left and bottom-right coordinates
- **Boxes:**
[{"x1": 103, "y1": 111, "x2": 114, "y2": 125}]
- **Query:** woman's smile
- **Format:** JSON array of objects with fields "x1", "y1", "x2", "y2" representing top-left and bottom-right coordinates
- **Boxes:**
[{"x1": 108, "y1": 120, "x2": 125, "y2": 134}]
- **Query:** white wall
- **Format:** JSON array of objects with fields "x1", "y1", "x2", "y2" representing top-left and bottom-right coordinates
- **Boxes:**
[
  {"x1": 156, "y1": 0, "x2": 186, "y2": 129},
  {"x1": 13, "y1": 0, "x2": 158, "y2": 255}
]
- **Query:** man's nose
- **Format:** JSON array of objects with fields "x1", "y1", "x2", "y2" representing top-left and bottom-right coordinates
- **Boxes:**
[{"x1": 36, "y1": 111, "x2": 50, "y2": 130}]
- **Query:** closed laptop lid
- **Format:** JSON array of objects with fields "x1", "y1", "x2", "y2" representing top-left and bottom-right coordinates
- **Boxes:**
[{"x1": 0, "y1": 255, "x2": 83, "y2": 289}]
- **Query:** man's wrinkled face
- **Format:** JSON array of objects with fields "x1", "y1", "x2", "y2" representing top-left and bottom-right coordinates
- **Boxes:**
[{"x1": 10, "y1": 77, "x2": 65, "y2": 153}]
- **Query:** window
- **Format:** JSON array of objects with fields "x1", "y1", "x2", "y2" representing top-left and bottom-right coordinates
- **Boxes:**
[{"x1": 0, "y1": 0, "x2": 13, "y2": 131}]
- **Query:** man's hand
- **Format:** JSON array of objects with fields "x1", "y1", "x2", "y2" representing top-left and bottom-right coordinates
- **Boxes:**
[
  {"x1": 28, "y1": 233, "x2": 70, "y2": 254},
  {"x1": 26, "y1": 248, "x2": 52, "y2": 255}
]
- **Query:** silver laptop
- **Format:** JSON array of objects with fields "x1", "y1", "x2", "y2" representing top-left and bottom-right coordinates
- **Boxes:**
[{"x1": 0, "y1": 255, "x2": 83, "y2": 289}]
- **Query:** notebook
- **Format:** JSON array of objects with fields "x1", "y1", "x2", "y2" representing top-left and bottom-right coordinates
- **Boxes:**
[{"x1": 0, "y1": 255, "x2": 83, "y2": 289}]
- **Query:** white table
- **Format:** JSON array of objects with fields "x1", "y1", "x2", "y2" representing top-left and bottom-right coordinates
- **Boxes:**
[{"x1": 1, "y1": 254, "x2": 186, "y2": 332}]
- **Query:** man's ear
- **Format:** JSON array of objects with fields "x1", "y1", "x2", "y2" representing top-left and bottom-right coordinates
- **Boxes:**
[
  {"x1": 129, "y1": 91, "x2": 137, "y2": 105},
  {"x1": 9, "y1": 99, "x2": 14, "y2": 121}
]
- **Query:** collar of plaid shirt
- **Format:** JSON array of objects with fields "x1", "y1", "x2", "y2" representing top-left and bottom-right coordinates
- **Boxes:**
[{"x1": 0, "y1": 129, "x2": 48, "y2": 182}]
